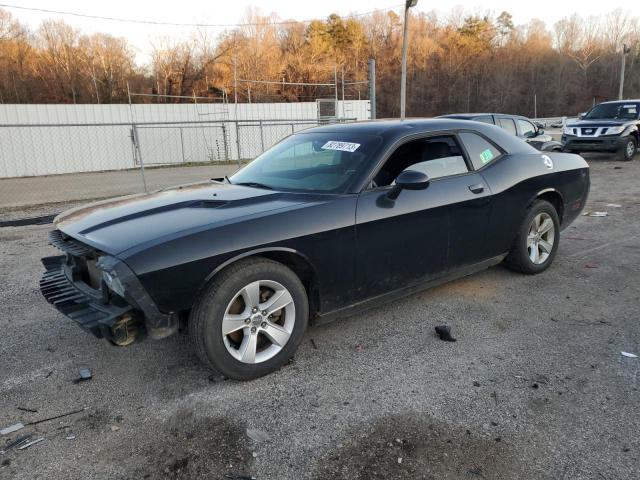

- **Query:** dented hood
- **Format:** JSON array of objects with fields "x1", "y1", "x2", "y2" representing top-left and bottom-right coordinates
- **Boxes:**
[{"x1": 54, "y1": 181, "x2": 309, "y2": 255}]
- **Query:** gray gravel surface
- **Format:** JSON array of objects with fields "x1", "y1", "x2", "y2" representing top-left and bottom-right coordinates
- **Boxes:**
[{"x1": 1, "y1": 157, "x2": 639, "y2": 479}]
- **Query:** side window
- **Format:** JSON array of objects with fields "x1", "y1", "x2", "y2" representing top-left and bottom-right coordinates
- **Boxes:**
[
  {"x1": 517, "y1": 119, "x2": 536, "y2": 138},
  {"x1": 458, "y1": 132, "x2": 502, "y2": 170},
  {"x1": 475, "y1": 116, "x2": 494, "y2": 124},
  {"x1": 497, "y1": 118, "x2": 517, "y2": 135},
  {"x1": 372, "y1": 135, "x2": 468, "y2": 187}
]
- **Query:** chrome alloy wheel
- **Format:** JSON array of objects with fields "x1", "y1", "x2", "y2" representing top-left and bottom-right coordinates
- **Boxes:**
[
  {"x1": 527, "y1": 212, "x2": 555, "y2": 265},
  {"x1": 222, "y1": 280, "x2": 295, "y2": 364},
  {"x1": 627, "y1": 140, "x2": 636, "y2": 159}
]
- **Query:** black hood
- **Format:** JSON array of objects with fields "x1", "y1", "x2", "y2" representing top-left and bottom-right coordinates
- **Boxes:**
[{"x1": 54, "y1": 181, "x2": 318, "y2": 255}]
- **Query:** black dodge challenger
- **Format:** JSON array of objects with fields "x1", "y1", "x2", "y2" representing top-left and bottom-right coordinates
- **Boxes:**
[{"x1": 41, "y1": 119, "x2": 590, "y2": 380}]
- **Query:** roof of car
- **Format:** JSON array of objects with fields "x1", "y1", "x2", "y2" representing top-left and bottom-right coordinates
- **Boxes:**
[
  {"x1": 300, "y1": 118, "x2": 537, "y2": 154},
  {"x1": 598, "y1": 99, "x2": 640, "y2": 104},
  {"x1": 439, "y1": 113, "x2": 530, "y2": 119},
  {"x1": 302, "y1": 118, "x2": 486, "y2": 136}
]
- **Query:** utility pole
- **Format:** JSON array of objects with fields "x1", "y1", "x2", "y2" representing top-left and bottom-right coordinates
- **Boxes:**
[
  {"x1": 400, "y1": 0, "x2": 418, "y2": 120},
  {"x1": 368, "y1": 58, "x2": 376, "y2": 120},
  {"x1": 341, "y1": 65, "x2": 345, "y2": 120},
  {"x1": 618, "y1": 44, "x2": 631, "y2": 100}
]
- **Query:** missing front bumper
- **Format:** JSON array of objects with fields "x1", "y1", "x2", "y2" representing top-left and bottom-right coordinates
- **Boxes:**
[{"x1": 40, "y1": 255, "x2": 134, "y2": 339}]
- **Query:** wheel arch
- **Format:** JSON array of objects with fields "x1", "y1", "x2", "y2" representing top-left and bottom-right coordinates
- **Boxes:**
[
  {"x1": 199, "y1": 247, "x2": 321, "y2": 317},
  {"x1": 531, "y1": 188, "x2": 564, "y2": 223}
]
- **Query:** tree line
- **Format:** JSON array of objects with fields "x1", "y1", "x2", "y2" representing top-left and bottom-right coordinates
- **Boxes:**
[{"x1": 1, "y1": 7, "x2": 639, "y2": 118}]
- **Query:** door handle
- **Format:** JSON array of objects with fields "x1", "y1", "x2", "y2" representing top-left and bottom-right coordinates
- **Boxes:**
[{"x1": 468, "y1": 184, "x2": 484, "y2": 194}]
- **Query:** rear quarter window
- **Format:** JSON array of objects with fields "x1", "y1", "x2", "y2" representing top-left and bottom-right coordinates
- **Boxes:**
[{"x1": 458, "y1": 132, "x2": 502, "y2": 170}]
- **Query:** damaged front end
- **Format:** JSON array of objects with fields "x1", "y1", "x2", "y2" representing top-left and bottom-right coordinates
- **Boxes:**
[{"x1": 40, "y1": 230, "x2": 178, "y2": 345}]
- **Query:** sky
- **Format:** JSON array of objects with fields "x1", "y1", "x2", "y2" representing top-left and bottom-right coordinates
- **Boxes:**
[{"x1": 5, "y1": 0, "x2": 640, "y2": 62}]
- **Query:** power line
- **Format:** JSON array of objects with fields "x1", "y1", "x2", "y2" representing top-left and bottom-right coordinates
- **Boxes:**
[{"x1": 0, "y1": 3, "x2": 404, "y2": 28}]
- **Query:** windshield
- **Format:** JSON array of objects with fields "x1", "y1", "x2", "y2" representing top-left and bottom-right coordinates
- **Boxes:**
[
  {"x1": 584, "y1": 103, "x2": 639, "y2": 120},
  {"x1": 230, "y1": 132, "x2": 382, "y2": 193}
]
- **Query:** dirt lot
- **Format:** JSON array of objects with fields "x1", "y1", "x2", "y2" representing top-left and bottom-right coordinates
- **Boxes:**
[{"x1": 1, "y1": 156, "x2": 639, "y2": 480}]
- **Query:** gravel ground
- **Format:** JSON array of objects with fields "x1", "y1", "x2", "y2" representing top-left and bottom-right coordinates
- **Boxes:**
[{"x1": 0, "y1": 156, "x2": 639, "y2": 480}]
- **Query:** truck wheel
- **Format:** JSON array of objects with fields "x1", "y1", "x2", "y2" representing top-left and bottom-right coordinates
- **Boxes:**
[
  {"x1": 620, "y1": 136, "x2": 636, "y2": 161},
  {"x1": 505, "y1": 200, "x2": 560, "y2": 275},
  {"x1": 189, "y1": 257, "x2": 308, "y2": 380}
]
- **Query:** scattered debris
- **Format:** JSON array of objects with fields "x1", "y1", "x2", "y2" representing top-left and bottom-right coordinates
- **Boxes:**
[
  {"x1": 614, "y1": 166, "x2": 622, "y2": 169},
  {"x1": 246, "y1": 428, "x2": 271, "y2": 442},
  {"x1": 45, "y1": 370, "x2": 53, "y2": 378},
  {"x1": 531, "y1": 383, "x2": 539, "y2": 389},
  {"x1": 310, "y1": 338, "x2": 318, "y2": 350},
  {"x1": 17, "y1": 438, "x2": 44, "y2": 450},
  {"x1": 73, "y1": 368, "x2": 92, "y2": 384},
  {"x1": 583, "y1": 211, "x2": 608, "y2": 217},
  {"x1": 435, "y1": 325, "x2": 457, "y2": 342},
  {"x1": 605, "y1": 203, "x2": 622, "y2": 208},
  {"x1": 0, "y1": 423, "x2": 24, "y2": 436},
  {"x1": 621, "y1": 352, "x2": 638, "y2": 358},
  {"x1": 355, "y1": 344, "x2": 364, "y2": 353},
  {"x1": 16, "y1": 407, "x2": 37, "y2": 414},
  {"x1": 65, "y1": 434, "x2": 76, "y2": 440},
  {"x1": 397, "y1": 457, "x2": 403, "y2": 464},
  {"x1": 472, "y1": 381, "x2": 481, "y2": 387},
  {"x1": 27, "y1": 407, "x2": 86, "y2": 426},
  {"x1": 585, "y1": 263, "x2": 599, "y2": 269},
  {"x1": 224, "y1": 475, "x2": 256, "y2": 480},
  {"x1": 0, "y1": 435, "x2": 31, "y2": 454},
  {"x1": 110, "y1": 425, "x2": 120, "y2": 432}
]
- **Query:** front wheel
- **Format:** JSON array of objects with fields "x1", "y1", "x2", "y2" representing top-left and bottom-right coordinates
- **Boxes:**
[
  {"x1": 505, "y1": 200, "x2": 560, "y2": 274},
  {"x1": 189, "y1": 258, "x2": 308, "y2": 380},
  {"x1": 619, "y1": 136, "x2": 637, "y2": 161}
]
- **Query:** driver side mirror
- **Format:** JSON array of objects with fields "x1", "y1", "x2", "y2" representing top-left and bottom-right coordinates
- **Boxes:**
[
  {"x1": 387, "y1": 170, "x2": 430, "y2": 200},
  {"x1": 579, "y1": 112, "x2": 586, "y2": 120}
]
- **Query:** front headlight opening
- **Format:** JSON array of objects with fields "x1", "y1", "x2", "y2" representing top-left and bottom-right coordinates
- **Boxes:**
[{"x1": 103, "y1": 270, "x2": 125, "y2": 297}]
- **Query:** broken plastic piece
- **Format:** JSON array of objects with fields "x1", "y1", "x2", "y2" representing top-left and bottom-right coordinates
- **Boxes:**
[
  {"x1": 0, "y1": 435, "x2": 31, "y2": 454},
  {"x1": 73, "y1": 368, "x2": 92, "y2": 384},
  {"x1": 17, "y1": 437, "x2": 44, "y2": 450},
  {"x1": 0, "y1": 423, "x2": 24, "y2": 436},
  {"x1": 605, "y1": 203, "x2": 621, "y2": 208},
  {"x1": 621, "y1": 352, "x2": 638, "y2": 358},
  {"x1": 583, "y1": 211, "x2": 608, "y2": 217},
  {"x1": 435, "y1": 325, "x2": 456, "y2": 342}
]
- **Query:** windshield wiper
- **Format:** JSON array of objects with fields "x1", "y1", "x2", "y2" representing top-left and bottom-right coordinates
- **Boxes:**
[{"x1": 234, "y1": 181, "x2": 274, "y2": 190}]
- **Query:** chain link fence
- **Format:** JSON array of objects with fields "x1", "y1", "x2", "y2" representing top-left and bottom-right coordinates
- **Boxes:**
[{"x1": 0, "y1": 101, "x2": 369, "y2": 219}]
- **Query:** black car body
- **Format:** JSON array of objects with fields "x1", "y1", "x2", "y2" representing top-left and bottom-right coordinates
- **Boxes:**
[
  {"x1": 41, "y1": 119, "x2": 589, "y2": 379},
  {"x1": 561, "y1": 100, "x2": 640, "y2": 160},
  {"x1": 439, "y1": 113, "x2": 563, "y2": 152}
]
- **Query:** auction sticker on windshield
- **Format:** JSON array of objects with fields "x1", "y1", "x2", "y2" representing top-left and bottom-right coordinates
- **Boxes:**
[{"x1": 322, "y1": 141, "x2": 361, "y2": 152}]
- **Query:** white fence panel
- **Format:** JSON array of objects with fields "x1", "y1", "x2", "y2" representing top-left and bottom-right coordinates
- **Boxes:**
[{"x1": 0, "y1": 101, "x2": 370, "y2": 178}]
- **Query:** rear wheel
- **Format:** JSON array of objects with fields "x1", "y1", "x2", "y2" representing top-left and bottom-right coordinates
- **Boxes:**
[
  {"x1": 619, "y1": 136, "x2": 636, "y2": 161},
  {"x1": 189, "y1": 258, "x2": 308, "y2": 380},
  {"x1": 505, "y1": 200, "x2": 560, "y2": 274}
]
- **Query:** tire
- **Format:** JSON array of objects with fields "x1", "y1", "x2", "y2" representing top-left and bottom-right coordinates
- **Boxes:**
[
  {"x1": 505, "y1": 200, "x2": 560, "y2": 275},
  {"x1": 189, "y1": 257, "x2": 308, "y2": 380},
  {"x1": 619, "y1": 136, "x2": 636, "y2": 161}
]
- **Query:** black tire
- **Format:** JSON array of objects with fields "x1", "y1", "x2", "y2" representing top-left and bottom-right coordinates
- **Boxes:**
[
  {"x1": 505, "y1": 200, "x2": 560, "y2": 275},
  {"x1": 189, "y1": 257, "x2": 308, "y2": 380},
  {"x1": 619, "y1": 136, "x2": 636, "y2": 161}
]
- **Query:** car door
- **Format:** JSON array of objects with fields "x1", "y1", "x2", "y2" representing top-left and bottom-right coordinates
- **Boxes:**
[
  {"x1": 497, "y1": 117, "x2": 518, "y2": 137},
  {"x1": 353, "y1": 134, "x2": 492, "y2": 300}
]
